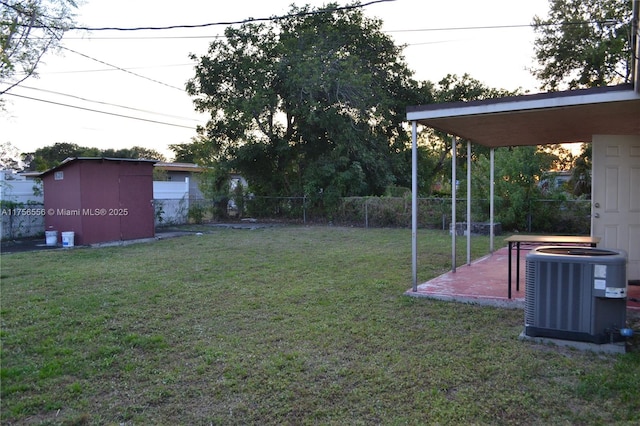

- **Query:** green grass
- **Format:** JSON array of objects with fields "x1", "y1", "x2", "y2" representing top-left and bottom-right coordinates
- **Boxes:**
[{"x1": 1, "y1": 226, "x2": 638, "y2": 425}]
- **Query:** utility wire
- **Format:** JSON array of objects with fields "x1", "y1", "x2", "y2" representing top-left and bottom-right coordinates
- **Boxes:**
[
  {"x1": 17, "y1": 84, "x2": 202, "y2": 122},
  {"x1": 63, "y1": 35, "x2": 227, "y2": 40},
  {"x1": 28, "y1": 63, "x2": 196, "y2": 75},
  {"x1": 386, "y1": 20, "x2": 624, "y2": 33},
  {"x1": 55, "y1": 17, "x2": 625, "y2": 36},
  {"x1": 50, "y1": 19, "x2": 626, "y2": 43},
  {"x1": 387, "y1": 23, "x2": 535, "y2": 33},
  {"x1": 58, "y1": 0, "x2": 396, "y2": 31},
  {"x1": 60, "y1": 46, "x2": 185, "y2": 91},
  {"x1": 4, "y1": 92, "x2": 199, "y2": 130}
]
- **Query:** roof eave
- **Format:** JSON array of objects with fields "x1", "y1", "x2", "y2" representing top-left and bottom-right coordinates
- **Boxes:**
[{"x1": 407, "y1": 84, "x2": 640, "y2": 122}]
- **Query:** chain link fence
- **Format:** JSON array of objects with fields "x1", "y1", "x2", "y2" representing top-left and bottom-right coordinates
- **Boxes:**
[
  {"x1": 1, "y1": 202, "x2": 46, "y2": 240},
  {"x1": 180, "y1": 195, "x2": 592, "y2": 235},
  {"x1": 2, "y1": 196, "x2": 591, "y2": 240},
  {"x1": 334, "y1": 197, "x2": 591, "y2": 234}
]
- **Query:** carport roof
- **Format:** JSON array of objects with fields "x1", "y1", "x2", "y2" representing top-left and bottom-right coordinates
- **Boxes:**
[{"x1": 406, "y1": 84, "x2": 640, "y2": 148}]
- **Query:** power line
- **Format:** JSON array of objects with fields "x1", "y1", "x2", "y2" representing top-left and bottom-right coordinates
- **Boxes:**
[
  {"x1": 60, "y1": 24, "x2": 533, "y2": 41},
  {"x1": 63, "y1": 35, "x2": 226, "y2": 40},
  {"x1": 17, "y1": 84, "x2": 201, "y2": 122},
  {"x1": 59, "y1": 0, "x2": 396, "y2": 31},
  {"x1": 387, "y1": 23, "x2": 534, "y2": 33},
  {"x1": 385, "y1": 20, "x2": 624, "y2": 34},
  {"x1": 4, "y1": 92, "x2": 199, "y2": 130},
  {"x1": 60, "y1": 46, "x2": 185, "y2": 91},
  {"x1": 28, "y1": 63, "x2": 196, "y2": 75},
  {"x1": 0, "y1": 0, "x2": 395, "y2": 33},
  {"x1": 53, "y1": 19, "x2": 626, "y2": 42}
]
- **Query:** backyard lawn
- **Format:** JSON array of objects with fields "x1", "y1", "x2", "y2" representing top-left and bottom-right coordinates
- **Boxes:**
[{"x1": 1, "y1": 226, "x2": 639, "y2": 424}]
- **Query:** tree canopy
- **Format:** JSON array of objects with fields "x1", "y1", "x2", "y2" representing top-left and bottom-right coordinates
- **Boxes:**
[
  {"x1": 418, "y1": 73, "x2": 519, "y2": 194},
  {"x1": 185, "y1": 3, "x2": 431, "y2": 205},
  {"x1": 0, "y1": 141, "x2": 21, "y2": 170},
  {"x1": 0, "y1": 0, "x2": 77, "y2": 102},
  {"x1": 22, "y1": 142, "x2": 167, "y2": 171},
  {"x1": 531, "y1": 0, "x2": 634, "y2": 90},
  {"x1": 181, "y1": 0, "x2": 603, "y2": 222}
]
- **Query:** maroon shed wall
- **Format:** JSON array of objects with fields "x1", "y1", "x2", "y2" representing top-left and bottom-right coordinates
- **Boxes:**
[
  {"x1": 43, "y1": 161, "x2": 83, "y2": 240},
  {"x1": 117, "y1": 162, "x2": 155, "y2": 241},
  {"x1": 79, "y1": 160, "x2": 124, "y2": 244},
  {"x1": 43, "y1": 158, "x2": 155, "y2": 245}
]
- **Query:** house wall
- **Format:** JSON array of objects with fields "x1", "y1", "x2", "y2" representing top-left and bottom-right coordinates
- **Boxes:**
[
  {"x1": 165, "y1": 171, "x2": 190, "y2": 182},
  {"x1": 591, "y1": 135, "x2": 640, "y2": 282},
  {"x1": 165, "y1": 171, "x2": 203, "y2": 199}
]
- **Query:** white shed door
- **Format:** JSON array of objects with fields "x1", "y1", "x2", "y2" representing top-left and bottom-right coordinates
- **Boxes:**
[{"x1": 592, "y1": 135, "x2": 640, "y2": 282}]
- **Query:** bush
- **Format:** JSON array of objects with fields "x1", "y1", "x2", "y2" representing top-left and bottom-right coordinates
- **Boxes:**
[{"x1": 188, "y1": 204, "x2": 206, "y2": 224}]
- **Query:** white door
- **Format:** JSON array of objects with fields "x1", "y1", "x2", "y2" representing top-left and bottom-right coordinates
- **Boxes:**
[{"x1": 592, "y1": 135, "x2": 640, "y2": 283}]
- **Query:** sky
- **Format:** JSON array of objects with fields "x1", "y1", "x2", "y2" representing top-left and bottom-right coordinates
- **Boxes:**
[{"x1": 1, "y1": 0, "x2": 550, "y2": 161}]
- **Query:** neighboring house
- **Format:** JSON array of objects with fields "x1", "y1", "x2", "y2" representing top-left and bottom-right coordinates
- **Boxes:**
[
  {"x1": 154, "y1": 162, "x2": 248, "y2": 200},
  {"x1": 154, "y1": 162, "x2": 205, "y2": 200},
  {"x1": 228, "y1": 172, "x2": 248, "y2": 194},
  {"x1": 17, "y1": 171, "x2": 42, "y2": 180},
  {"x1": 406, "y1": 5, "x2": 640, "y2": 284},
  {"x1": 539, "y1": 170, "x2": 573, "y2": 193},
  {"x1": 40, "y1": 157, "x2": 156, "y2": 245},
  {"x1": 154, "y1": 162, "x2": 249, "y2": 217}
]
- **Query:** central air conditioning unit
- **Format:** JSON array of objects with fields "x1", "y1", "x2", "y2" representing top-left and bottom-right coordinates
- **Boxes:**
[{"x1": 525, "y1": 246, "x2": 627, "y2": 344}]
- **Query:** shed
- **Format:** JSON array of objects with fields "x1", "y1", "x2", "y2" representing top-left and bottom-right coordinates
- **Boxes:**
[{"x1": 41, "y1": 157, "x2": 156, "y2": 245}]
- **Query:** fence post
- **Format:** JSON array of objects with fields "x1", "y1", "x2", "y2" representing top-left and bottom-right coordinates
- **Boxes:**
[
  {"x1": 365, "y1": 197, "x2": 368, "y2": 228},
  {"x1": 303, "y1": 195, "x2": 306, "y2": 224}
]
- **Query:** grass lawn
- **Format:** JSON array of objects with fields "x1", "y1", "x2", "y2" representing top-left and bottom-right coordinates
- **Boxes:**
[{"x1": 1, "y1": 226, "x2": 639, "y2": 425}]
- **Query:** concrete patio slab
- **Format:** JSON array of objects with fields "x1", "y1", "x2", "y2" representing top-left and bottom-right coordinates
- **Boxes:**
[{"x1": 405, "y1": 246, "x2": 640, "y2": 314}]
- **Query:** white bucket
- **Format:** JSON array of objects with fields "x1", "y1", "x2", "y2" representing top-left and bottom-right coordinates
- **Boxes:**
[
  {"x1": 61, "y1": 231, "x2": 75, "y2": 248},
  {"x1": 45, "y1": 230, "x2": 58, "y2": 246}
]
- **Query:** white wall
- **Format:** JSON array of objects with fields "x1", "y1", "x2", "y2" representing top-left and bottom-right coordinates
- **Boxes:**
[
  {"x1": 153, "y1": 179, "x2": 190, "y2": 225},
  {"x1": 1, "y1": 172, "x2": 45, "y2": 239}
]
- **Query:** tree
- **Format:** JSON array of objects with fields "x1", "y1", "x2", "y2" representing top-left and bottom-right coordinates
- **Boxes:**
[
  {"x1": 531, "y1": 0, "x2": 633, "y2": 90},
  {"x1": 23, "y1": 142, "x2": 92, "y2": 170},
  {"x1": 1, "y1": 0, "x2": 78, "y2": 101},
  {"x1": 100, "y1": 146, "x2": 166, "y2": 162},
  {"x1": 567, "y1": 143, "x2": 592, "y2": 197},
  {"x1": 471, "y1": 146, "x2": 560, "y2": 231},
  {"x1": 0, "y1": 141, "x2": 21, "y2": 170},
  {"x1": 169, "y1": 142, "x2": 200, "y2": 164},
  {"x1": 23, "y1": 142, "x2": 166, "y2": 171},
  {"x1": 186, "y1": 3, "x2": 429, "y2": 207},
  {"x1": 416, "y1": 74, "x2": 520, "y2": 196}
]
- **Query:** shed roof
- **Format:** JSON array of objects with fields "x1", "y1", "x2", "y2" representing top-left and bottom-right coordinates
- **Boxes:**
[{"x1": 39, "y1": 157, "x2": 157, "y2": 178}]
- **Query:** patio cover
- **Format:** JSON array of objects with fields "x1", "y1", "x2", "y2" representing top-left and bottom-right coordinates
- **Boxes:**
[
  {"x1": 406, "y1": 84, "x2": 640, "y2": 291},
  {"x1": 407, "y1": 1, "x2": 640, "y2": 289},
  {"x1": 407, "y1": 84, "x2": 640, "y2": 148}
]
